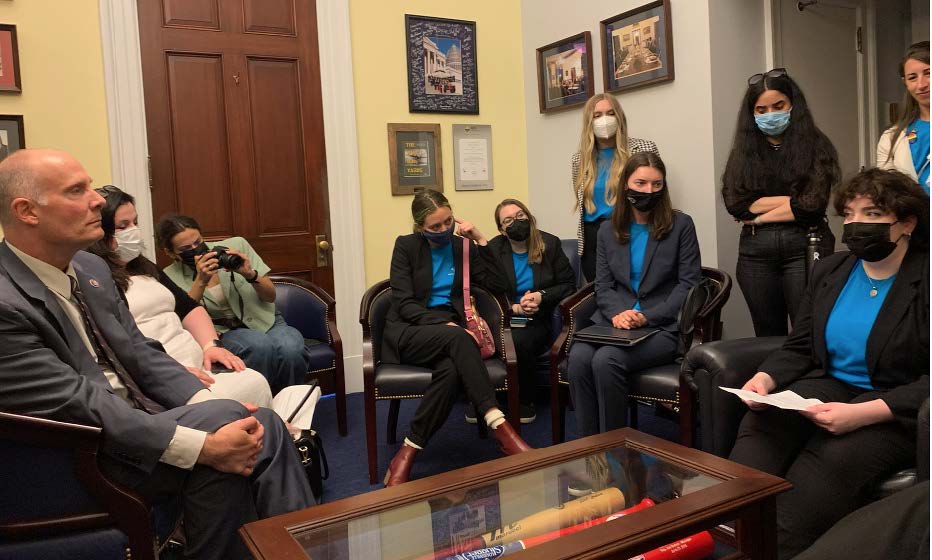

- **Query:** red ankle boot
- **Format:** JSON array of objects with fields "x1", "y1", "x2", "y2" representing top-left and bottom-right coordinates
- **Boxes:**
[
  {"x1": 492, "y1": 421, "x2": 533, "y2": 456},
  {"x1": 383, "y1": 445, "x2": 418, "y2": 487}
]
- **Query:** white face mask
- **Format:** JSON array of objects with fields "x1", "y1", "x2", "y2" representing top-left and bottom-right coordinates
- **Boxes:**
[
  {"x1": 113, "y1": 226, "x2": 146, "y2": 263},
  {"x1": 592, "y1": 115, "x2": 618, "y2": 140}
]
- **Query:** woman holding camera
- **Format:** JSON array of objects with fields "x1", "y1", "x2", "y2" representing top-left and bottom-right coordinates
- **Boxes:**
[
  {"x1": 158, "y1": 214, "x2": 308, "y2": 392},
  {"x1": 485, "y1": 199, "x2": 576, "y2": 423},
  {"x1": 382, "y1": 189, "x2": 532, "y2": 486}
]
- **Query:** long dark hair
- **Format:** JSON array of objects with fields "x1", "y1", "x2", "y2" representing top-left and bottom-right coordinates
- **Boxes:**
[
  {"x1": 493, "y1": 198, "x2": 544, "y2": 264},
  {"x1": 156, "y1": 213, "x2": 202, "y2": 253},
  {"x1": 833, "y1": 168, "x2": 929, "y2": 249},
  {"x1": 612, "y1": 152, "x2": 674, "y2": 243},
  {"x1": 86, "y1": 185, "x2": 160, "y2": 293},
  {"x1": 721, "y1": 71, "x2": 840, "y2": 206},
  {"x1": 410, "y1": 189, "x2": 451, "y2": 233},
  {"x1": 885, "y1": 41, "x2": 930, "y2": 163}
]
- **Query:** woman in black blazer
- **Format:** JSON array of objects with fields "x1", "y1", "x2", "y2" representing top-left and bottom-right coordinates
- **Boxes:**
[
  {"x1": 382, "y1": 189, "x2": 531, "y2": 487},
  {"x1": 485, "y1": 199, "x2": 576, "y2": 423},
  {"x1": 568, "y1": 152, "x2": 701, "y2": 437},
  {"x1": 729, "y1": 169, "x2": 929, "y2": 559}
]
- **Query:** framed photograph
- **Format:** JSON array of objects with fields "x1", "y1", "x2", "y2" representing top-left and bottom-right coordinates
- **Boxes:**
[
  {"x1": 388, "y1": 123, "x2": 443, "y2": 196},
  {"x1": 405, "y1": 14, "x2": 479, "y2": 114},
  {"x1": 535, "y1": 31, "x2": 594, "y2": 114},
  {"x1": 452, "y1": 124, "x2": 493, "y2": 191},
  {"x1": 0, "y1": 115, "x2": 24, "y2": 162},
  {"x1": 600, "y1": 0, "x2": 674, "y2": 94},
  {"x1": 0, "y1": 25, "x2": 21, "y2": 93}
]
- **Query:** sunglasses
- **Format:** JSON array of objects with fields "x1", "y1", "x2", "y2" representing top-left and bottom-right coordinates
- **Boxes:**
[
  {"x1": 94, "y1": 185, "x2": 123, "y2": 198},
  {"x1": 747, "y1": 68, "x2": 787, "y2": 86}
]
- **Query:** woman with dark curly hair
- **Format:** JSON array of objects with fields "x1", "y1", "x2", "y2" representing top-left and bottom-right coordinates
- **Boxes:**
[{"x1": 722, "y1": 69, "x2": 840, "y2": 336}]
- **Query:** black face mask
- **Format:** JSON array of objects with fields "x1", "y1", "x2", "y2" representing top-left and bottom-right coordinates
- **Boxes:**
[
  {"x1": 626, "y1": 189, "x2": 664, "y2": 212},
  {"x1": 179, "y1": 242, "x2": 209, "y2": 267},
  {"x1": 421, "y1": 224, "x2": 455, "y2": 247},
  {"x1": 842, "y1": 221, "x2": 900, "y2": 262},
  {"x1": 505, "y1": 219, "x2": 531, "y2": 242}
]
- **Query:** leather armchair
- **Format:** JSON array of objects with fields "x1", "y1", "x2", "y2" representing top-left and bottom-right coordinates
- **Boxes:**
[
  {"x1": 359, "y1": 279, "x2": 520, "y2": 484},
  {"x1": 682, "y1": 337, "x2": 927, "y2": 499}
]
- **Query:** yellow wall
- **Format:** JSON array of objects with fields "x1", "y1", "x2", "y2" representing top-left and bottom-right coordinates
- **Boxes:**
[
  {"x1": 350, "y1": 0, "x2": 529, "y2": 284},
  {"x1": 0, "y1": 0, "x2": 111, "y2": 181}
]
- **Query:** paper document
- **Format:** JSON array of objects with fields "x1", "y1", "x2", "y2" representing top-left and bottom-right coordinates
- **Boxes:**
[
  {"x1": 719, "y1": 387, "x2": 823, "y2": 411},
  {"x1": 272, "y1": 385, "x2": 321, "y2": 430}
]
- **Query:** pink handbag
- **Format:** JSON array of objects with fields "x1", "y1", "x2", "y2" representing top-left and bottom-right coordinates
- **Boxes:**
[{"x1": 461, "y1": 237, "x2": 496, "y2": 359}]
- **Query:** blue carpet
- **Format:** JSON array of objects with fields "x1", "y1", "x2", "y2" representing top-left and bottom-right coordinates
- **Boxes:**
[{"x1": 310, "y1": 391, "x2": 680, "y2": 503}]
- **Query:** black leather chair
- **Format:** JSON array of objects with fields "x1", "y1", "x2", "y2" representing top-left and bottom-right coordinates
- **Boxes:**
[
  {"x1": 358, "y1": 279, "x2": 520, "y2": 484},
  {"x1": 549, "y1": 267, "x2": 732, "y2": 445},
  {"x1": 271, "y1": 275, "x2": 347, "y2": 436},
  {"x1": 0, "y1": 412, "x2": 178, "y2": 560},
  {"x1": 682, "y1": 338, "x2": 927, "y2": 499}
]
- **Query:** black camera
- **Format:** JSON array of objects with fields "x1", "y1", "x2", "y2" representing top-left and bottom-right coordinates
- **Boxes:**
[{"x1": 212, "y1": 245, "x2": 244, "y2": 271}]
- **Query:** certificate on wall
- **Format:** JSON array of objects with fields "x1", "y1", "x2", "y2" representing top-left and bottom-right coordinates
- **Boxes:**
[{"x1": 453, "y1": 124, "x2": 493, "y2": 191}]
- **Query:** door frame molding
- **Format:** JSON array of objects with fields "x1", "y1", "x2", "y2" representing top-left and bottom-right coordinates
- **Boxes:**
[{"x1": 98, "y1": 0, "x2": 367, "y2": 393}]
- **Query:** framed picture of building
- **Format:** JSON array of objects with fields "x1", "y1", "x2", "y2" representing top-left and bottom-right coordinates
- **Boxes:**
[
  {"x1": 388, "y1": 123, "x2": 443, "y2": 195},
  {"x1": 405, "y1": 14, "x2": 479, "y2": 114},
  {"x1": 600, "y1": 0, "x2": 674, "y2": 94},
  {"x1": 536, "y1": 31, "x2": 594, "y2": 114}
]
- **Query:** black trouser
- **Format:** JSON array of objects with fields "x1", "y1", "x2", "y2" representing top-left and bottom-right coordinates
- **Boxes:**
[
  {"x1": 581, "y1": 218, "x2": 608, "y2": 283},
  {"x1": 736, "y1": 221, "x2": 834, "y2": 337},
  {"x1": 399, "y1": 324, "x2": 499, "y2": 448},
  {"x1": 511, "y1": 318, "x2": 552, "y2": 405},
  {"x1": 728, "y1": 376, "x2": 915, "y2": 560}
]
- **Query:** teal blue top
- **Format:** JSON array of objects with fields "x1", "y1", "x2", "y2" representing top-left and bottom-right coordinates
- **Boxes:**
[
  {"x1": 907, "y1": 118, "x2": 929, "y2": 193},
  {"x1": 824, "y1": 262, "x2": 896, "y2": 389},
  {"x1": 584, "y1": 147, "x2": 616, "y2": 222},
  {"x1": 427, "y1": 243, "x2": 455, "y2": 308},
  {"x1": 629, "y1": 223, "x2": 650, "y2": 312},
  {"x1": 512, "y1": 251, "x2": 533, "y2": 303}
]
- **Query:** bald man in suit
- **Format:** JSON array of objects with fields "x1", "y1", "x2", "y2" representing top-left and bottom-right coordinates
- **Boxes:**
[{"x1": 0, "y1": 149, "x2": 313, "y2": 560}]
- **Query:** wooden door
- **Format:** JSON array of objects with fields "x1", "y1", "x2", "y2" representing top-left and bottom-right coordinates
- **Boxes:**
[{"x1": 137, "y1": 0, "x2": 333, "y2": 294}]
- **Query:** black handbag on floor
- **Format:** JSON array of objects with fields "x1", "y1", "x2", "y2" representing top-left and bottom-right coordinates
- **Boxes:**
[{"x1": 287, "y1": 383, "x2": 329, "y2": 503}]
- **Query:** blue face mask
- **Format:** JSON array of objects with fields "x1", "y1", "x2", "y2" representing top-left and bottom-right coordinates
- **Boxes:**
[
  {"x1": 754, "y1": 108, "x2": 792, "y2": 137},
  {"x1": 422, "y1": 224, "x2": 455, "y2": 246}
]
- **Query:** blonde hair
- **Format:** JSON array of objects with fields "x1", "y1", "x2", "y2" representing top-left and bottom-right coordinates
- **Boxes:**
[
  {"x1": 493, "y1": 198, "x2": 544, "y2": 264},
  {"x1": 573, "y1": 93, "x2": 630, "y2": 215}
]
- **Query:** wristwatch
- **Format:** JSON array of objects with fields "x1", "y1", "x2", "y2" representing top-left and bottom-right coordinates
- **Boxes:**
[
  {"x1": 246, "y1": 270, "x2": 260, "y2": 283},
  {"x1": 202, "y1": 338, "x2": 223, "y2": 351}
]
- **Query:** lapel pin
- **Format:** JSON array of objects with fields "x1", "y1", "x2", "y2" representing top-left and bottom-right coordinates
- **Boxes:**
[{"x1": 89, "y1": 279, "x2": 100, "y2": 288}]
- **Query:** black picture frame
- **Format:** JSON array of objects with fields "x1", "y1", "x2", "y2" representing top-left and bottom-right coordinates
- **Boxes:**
[
  {"x1": 405, "y1": 14, "x2": 479, "y2": 114},
  {"x1": 0, "y1": 114, "x2": 24, "y2": 162},
  {"x1": 600, "y1": 0, "x2": 675, "y2": 94},
  {"x1": 536, "y1": 31, "x2": 594, "y2": 114}
]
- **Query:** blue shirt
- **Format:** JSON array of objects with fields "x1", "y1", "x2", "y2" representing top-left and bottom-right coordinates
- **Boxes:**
[
  {"x1": 584, "y1": 148, "x2": 616, "y2": 222},
  {"x1": 512, "y1": 251, "x2": 534, "y2": 303},
  {"x1": 907, "y1": 119, "x2": 930, "y2": 193},
  {"x1": 427, "y1": 244, "x2": 455, "y2": 308},
  {"x1": 824, "y1": 262, "x2": 896, "y2": 389},
  {"x1": 629, "y1": 223, "x2": 650, "y2": 312}
]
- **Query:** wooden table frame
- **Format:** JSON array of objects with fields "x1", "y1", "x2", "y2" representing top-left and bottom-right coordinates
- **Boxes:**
[{"x1": 240, "y1": 429, "x2": 791, "y2": 560}]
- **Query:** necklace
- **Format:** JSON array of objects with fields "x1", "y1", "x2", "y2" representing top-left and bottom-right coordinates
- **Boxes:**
[{"x1": 862, "y1": 265, "x2": 893, "y2": 298}]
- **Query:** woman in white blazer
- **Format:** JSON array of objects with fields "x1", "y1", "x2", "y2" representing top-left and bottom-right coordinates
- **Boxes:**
[{"x1": 877, "y1": 41, "x2": 929, "y2": 193}]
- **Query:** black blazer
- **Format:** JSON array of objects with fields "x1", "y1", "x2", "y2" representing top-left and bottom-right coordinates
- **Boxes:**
[
  {"x1": 761, "y1": 248, "x2": 929, "y2": 428},
  {"x1": 592, "y1": 211, "x2": 701, "y2": 331},
  {"x1": 382, "y1": 233, "x2": 496, "y2": 364},
  {"x1": 485, "y1": 231, "x2": 576, "y2": 321}
]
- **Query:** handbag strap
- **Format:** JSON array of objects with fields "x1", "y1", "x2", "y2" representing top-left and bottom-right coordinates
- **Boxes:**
[{"x1": 462, "y1": 237, "x2": 474, "y2": 317}]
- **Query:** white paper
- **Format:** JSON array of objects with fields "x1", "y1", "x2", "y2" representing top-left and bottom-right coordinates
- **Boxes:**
[
  {"x1": 271, "y1": 385, "x2": 321, "y2": 429},
  {"x1": 458, "y1": 138, "x2": 489, "y2": 181},
  {"x1": 719, "y1": 387, "x2": 823, "y2": 411}
]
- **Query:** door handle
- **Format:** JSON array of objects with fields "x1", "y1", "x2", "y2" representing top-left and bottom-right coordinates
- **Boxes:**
[{"x1": 315, "y1": 235, "x2": 331, "y2": 267}]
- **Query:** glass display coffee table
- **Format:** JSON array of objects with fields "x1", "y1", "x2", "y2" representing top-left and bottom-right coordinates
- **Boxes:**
[{"x1": 240, "y1": 429, "x2": 790, "y2": 560}]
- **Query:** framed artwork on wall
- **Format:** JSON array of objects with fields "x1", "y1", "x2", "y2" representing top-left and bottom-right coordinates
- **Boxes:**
[
  {"x1": 0, "y1": 115, "x2": 24, "y2": 161},
  {"x1": 600, "y1": 0, "x2": 674, "y2": 94},
  {"x1": 535, "y1": 31, "x2": 594, "y2": 114},
  {"x1": 0, "y1": 24, "x2": 21, "y2": 93},
  {"x1": 388, "y1": 123, "x2": 443, "y2": 195},
  {"x1": 405, "y1": 14, "x2": 479, "y2": 114}
]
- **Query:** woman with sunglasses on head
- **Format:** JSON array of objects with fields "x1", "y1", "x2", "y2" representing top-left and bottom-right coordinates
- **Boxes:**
[
  {"x1": 381, "y1": 189, "x2": 532, "y2": 487},
  {"x1": 572, "y1": 93, "x2": 659, "y2": 283},
  {"x1": 728, "y1": 168, "x2": 928, "y2": 559},
  {"x1": 157, "y1": 214, "x2": 309, "y2": 393},
  {"x1": 485, "y1": 199, "x2": 576, "y2": 423},
  {"x1": 568, "y1": 152, "x2": 701, "y2": 436},
  {"x1": 878, "y1": 41, "x2": 930, "y2": 194},
  {"x1": 722, "y1": 68, "x2": 840, "y2": 337}
]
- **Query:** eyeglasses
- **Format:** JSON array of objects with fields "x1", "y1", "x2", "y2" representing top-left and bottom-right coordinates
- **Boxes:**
[
  {"x1": 500, "y1": 211, "x2": 528, "y2": 228},
  {"x1": 747, "y1": 68, "x2": 787, "y2": 86},
  {"x1": 94, "y1": 185, "x2": 122, "y2": 198}
]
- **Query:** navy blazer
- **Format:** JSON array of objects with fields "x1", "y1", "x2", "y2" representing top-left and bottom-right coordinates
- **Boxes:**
[
  {"x1": 0, "y1": 243, "x2": 203, "y2": 480},
  {"x1": 760, "y1": 248, "x2": 929, "y2": 429},
  {"x1": 592, "y1": 211, "x2": 701, "y2": 331}
]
